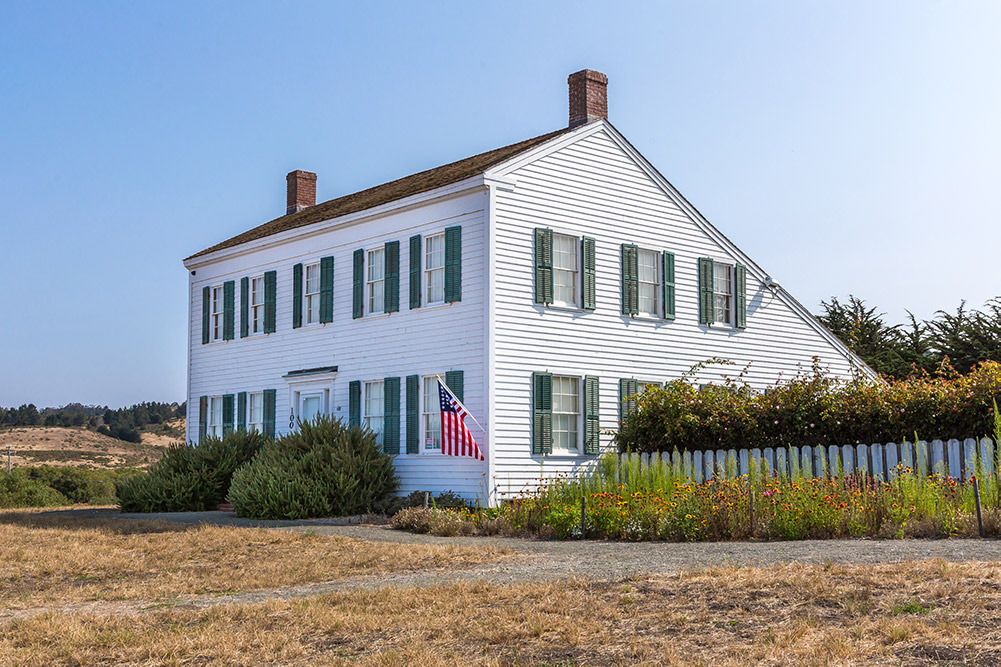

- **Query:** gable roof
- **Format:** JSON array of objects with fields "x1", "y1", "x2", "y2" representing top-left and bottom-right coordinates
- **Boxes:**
[{"x1": 186, "y1": 126, "x2": 574, "y2": 261}]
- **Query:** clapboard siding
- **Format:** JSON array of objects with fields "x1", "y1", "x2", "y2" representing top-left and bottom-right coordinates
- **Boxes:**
[
  {"x1": 187, "y1": 191, "x2": 488, "y2": 499},
  {"x1": 488, "y1": 126, "x2": 858, "y2": 496}
]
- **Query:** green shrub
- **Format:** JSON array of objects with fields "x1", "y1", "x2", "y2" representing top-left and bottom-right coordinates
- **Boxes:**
[
  {"x1": 0, "y1": 470, "x2": 69, "y2": 508},
  {"x1": 116, "y1": 430, "x2": 268, "y2": 513},
  {"x1": 22, "y1": 466, "x2": 136, "y2": 505},
  {"x1": 228, "y1": 416, "x2": 399, "y2": 520}
]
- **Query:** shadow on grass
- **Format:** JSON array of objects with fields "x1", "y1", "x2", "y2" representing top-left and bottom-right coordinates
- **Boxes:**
[{"x1": 0, "y1": 508, "x2": 193, "y2": 535}]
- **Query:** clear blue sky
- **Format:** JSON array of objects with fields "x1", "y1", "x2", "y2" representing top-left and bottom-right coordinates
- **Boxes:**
[{"x1": 2, "y1": 1, "x2": 999, "y2": 408}]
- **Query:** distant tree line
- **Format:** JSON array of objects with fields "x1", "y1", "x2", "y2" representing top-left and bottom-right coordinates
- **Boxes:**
[
  {"x1": 0, "y1": 401, "x2": 185, "y2": 443},
  {"x1": 818, "y1": 296, "x2": 1001, "y2": 379}
]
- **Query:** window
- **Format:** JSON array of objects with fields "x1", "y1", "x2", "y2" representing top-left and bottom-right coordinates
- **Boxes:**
[
  {"x1": 636, "y1": 380, "x2": 661, "y2": 395},
  {"x1": 364, "y1": 380, "x2": 385, "y2": 445},
  {"x1": 208, "y1": 396, "x2": 223, "y2": 438},
  {"x1": 367, "y1": 248, "x2": 385, "y2": 314},
  {"x1": 552, "y1": 375, "x2": 580, "y2": 454},
  {"x1": 425, "y1": 233, "x2": 445, "y2": 305},
  {"x1": 552, "y1": 233, "x2": 578, "y2": 307},
  {"x1": 422, "y1": 375, "x2": 442, "y2": 452},
  {"x1": 250, "y1": 277, "x2": 265, "y2": 334},
  {"x1": 304, "y1": 262, "x2": 320, "y2": 324},
  {"x1": 713, "y1": 263, "x2": 732, "y2": 324},
  {"x1": 248, "y1": 391, "x2": 264, "y2": 433},
  {"x1": 211, "y1": 286, "x2": 224, "y2": 341},
  {"x1": 637, "y1": 249, "x2": 660, "y2": 316}
]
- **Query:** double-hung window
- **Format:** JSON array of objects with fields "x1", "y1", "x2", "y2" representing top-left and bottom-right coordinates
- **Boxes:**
[
  {"x1": 551, "y1": 375, "x2": 580, "y2": 454},
  {"x1": 367, "y1": 248, "x2": 385, "y2": 314},
  {"x1": 422, "y1": 375, "x2": 441, "y2": 452},
  {"x1": 364, "y1": 380, "x2": 385, "y2": 446},
  {"x1": 248, "y1": 391, "x2": 264, "y2": 433},
  {"x1": 304, "y1": 262, "x2": 321, "y2": 324},
  {"x1": 208, "y1": 396, "x2": 223, "y2": 438},
  {"x1": 713, "y1": 263, "x2": 732, "y2": 324},
  {"x1": 250, "y1": 277, "x2": 265, "y2": 334},
  {"x1": 424, "y1": 233, "x2": 445, "y2": 305},
  {"x1": 211, "y1": 286, "x2": 224, "y2": 341},
  {"x1": 552, "y1": 233, "x2": 579, "y2": 307},
  {"x1": 637, "y1": 249, "x2": 660, "y2": 317}
]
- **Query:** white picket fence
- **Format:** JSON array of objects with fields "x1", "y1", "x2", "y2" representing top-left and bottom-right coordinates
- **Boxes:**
[{"x1": 624, "y1": 438, "x2": 998, "y2": 483}]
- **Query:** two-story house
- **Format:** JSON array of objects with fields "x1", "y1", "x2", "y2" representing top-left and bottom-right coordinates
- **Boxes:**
[{"x1": 183, "y1": 69, "x2": 867, "y2": 505}]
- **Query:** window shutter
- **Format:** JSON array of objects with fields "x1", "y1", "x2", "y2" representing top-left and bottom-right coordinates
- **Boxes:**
[
  {"x1": 201, "y1": 286, "x2": 210, "y2": 344},
  {"x1": 619, "y1": 378, "x2": 639, "y2": 420},
  {"x1": 264, "y1": 271, "x2": 277, "y2": 334},
  {"x1": 348, "y1": 380, "x2": 361, "y2": 428},
  {"x1": 319, "y1": 256, "x2": 334, "y2": 323},
  {"x1": 406, "y1": 374, "x2": 419, "y2": 454},
  {"x1": 582, "y1": 236, "x2": 596, "y2": 310},
  {"x1": 698, "y1": 257, "x2": 714, "y2": 325},
  {"x1": 292, "y1": 263, "x2": 303, "y2": 328},
  {"x1": 409, "y1": 235, "x2": 421, "y2": 309},
  {"x1": 385, "y1": 241, "x2": 400, "y2": 313},
  {"x1": 198, "y1": 395, "x2": 208, "y2": 441},
  {"x1": 263, "y1": 388, "x2": 276, "y2": 439},
  {"x1": 240, "y1": 277, "x2": 249, "y2": 338},
  {"x1": 621, "y1": 244, "x2": 638, "y2": 315},
  {"x1": 352, "y1": 249, "x2": 364, "y2": 319},
  {"x1": 534, "y1": 228, "x2": 553, "y2": 304},
  {"x1": 445, "y1": 370, "x2": 464, "y2": 402},
  {"x1": 222, "y1": 394, "x2": 234, "y2": 436},
  {"x1": 584, "y1": 375, "x2": 600, "y2": 455},
  {"x1": 383, "y1": 376, "x2": 401, "y2": 455},
  {"x1": 735, "y1": 263, "x2": 747, "y2": 329},
  {"x1": 223, "y1": 281, "x2": 235, "y2": 340},
  {"x1": 237, "y1": 391, "x2": 247, "y2": 431},
  {"x1": 444, "y1": 225, "x2": 462, "y2": 303},
  {"x1": 662, "y1": 251, "x2": 676, "y2": 320},
  {"x1": 532, "y1": 372, "x2": 553, "y2": 454}
]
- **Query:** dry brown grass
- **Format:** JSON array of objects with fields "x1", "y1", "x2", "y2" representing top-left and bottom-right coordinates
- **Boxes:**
[
  {"x1": 0, "y1": 510, "x2": 510, "y2": 608},
  {"x1": 2, "y1": 559, "x2": 1000, "y2": 665},
  {"x1": 0, "y1": 427, "x2": 165, "y2": 468}
]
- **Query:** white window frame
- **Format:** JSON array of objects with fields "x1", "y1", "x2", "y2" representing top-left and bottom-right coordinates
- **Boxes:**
[
  {"x1": 304, "y1": 262, "x2": 321, "y2": 325},
  {"x1": 248, "y1": 391, "x2": 264, "y2": 433},
  {"x1": 713, "y1": 262, "x2": 733, "y2": 325},
  {"x1": 250, "y1": 276, "x2": 265, "y2": 335},
  {"x1": 424, "y1": 233, "x2": 445, "y2": 306},
  {"x1": 421, "y1": 374, "x2": 442, "y2": 453},
  {"x1": 211, "y1": 286, "x2": 224, "y2": 342},
  {"x1": 208, "y1": 396, "x2": 224, "y2": 438},
  {"x1": 364, "y1": 380, "x2": 385, "y2": 446},
  {"x1": 551, "y1": 232, "x2": 580, "y2": 309},
  {"x1": 551, "y1": 375, "x2": 581, "y2": 455},
  {"x1": 637, "y1": 248, "x2": 661, "y2": 318},
  {"x1": 367, "y1": 248, "x2": 385, "y2": 315}
]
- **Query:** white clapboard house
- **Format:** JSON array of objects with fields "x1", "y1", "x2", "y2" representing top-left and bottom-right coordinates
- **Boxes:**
[{"x1": 183, "y1": 69, "x2": 867, "y2": 505}]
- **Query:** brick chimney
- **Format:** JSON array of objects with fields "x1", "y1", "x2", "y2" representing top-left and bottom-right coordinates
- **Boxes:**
[
  {"x1": 568, "y1": 69, "x2": 608, "y2": 128},
  {"x1": 286, "y1": 170, "x2": 317, "y2": 214}
]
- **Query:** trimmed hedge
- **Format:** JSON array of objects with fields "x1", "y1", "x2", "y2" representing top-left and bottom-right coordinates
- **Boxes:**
[
  {"x1": 116, "y1": 430, "x2": 268, "y2": 513},
  {"x1": 228, "y1": 416, "x2": 399, "y2": 520},
  {"x1": 616, "y1": 360, "x2": 1001, "y2": 454}
]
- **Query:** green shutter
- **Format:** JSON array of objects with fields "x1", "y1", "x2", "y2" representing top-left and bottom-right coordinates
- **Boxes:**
[
  {"x1": 223, "y1": 281, "x2": 235, "y2": 340},
  {"x1": 384, "y1": 377, "x2": 401, "y2": 454},
  {"x1": 534, "y1": 228, "x2": 553, "y2": 304},
  {"x1": 264, "y1": 271, "x2": 277, "y2": 333},
  {"x1": 292, "y1": 263, "x2": 303, "y2": 328},
  {"x1": 444, "y1": 225, "x2": 462, "y2": 303},
  {"x1": 222, "y1": 394, "x2": 234, "y2": 436},
  {"x1": 198, "y1": 395, "x2": 208, "y2": 441},
  {"x1": 582, "y1": 236, "x2": 596, "y2": 310},
  {"x1": 735, "y1": 263, "x2": 747, "y2": 329},
  {"x1": 584, "y1": 375, "x2": 600, "y2": 455},
  {"x1": 201, "y1": 286, "x2": 210, "y2": 344},
  {"x1": 237, "y1": 391, "x2": 247, "y2": 430},
  {"x1": 698, "y1": 257, "x2": 714, "y2": 325},
  {"x1": 240, "y1": 277, "x2": 250, "y2": 338},
  {"x1": 445, "y1": 370, "x2": 464, "y2": 402},
  {"x1": 348, "y1": 381, "x2": 361, "y2": 428},
  {"x1": 352, "y1": 249, "x2": 364, "y2": 319},
  {"x1": 406, "y1": 374, "x2": 419, "y2": 454},
  {"x1": 409, "y1": 235, "x2": 422, "y2": 309},
  {"x1": 619, "y1": 378, "x2": 638, "y2": 420},
  {"x1": 385, "y1": 241, "x2": 400, "y2": 313},
  {"x1": 263, "y1": 389, "x2": 276, "y2": 439},
  {"x1": 320, "y1": 256, "x2": 334, "y2": 323},
  {"x1": 662, "y1": 251, "x2": 676, "y2": 320},
  {"x1": 621, "y1": 244, "x2": 638, "y2": 315},
  {"x1": 532, "y1": 372, "x2": 553, "y2": 454}
]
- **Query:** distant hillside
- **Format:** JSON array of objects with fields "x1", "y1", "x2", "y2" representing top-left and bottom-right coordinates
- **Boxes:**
[{"x1": 0, "y1": 425, "x2": 176, "y2": 469}]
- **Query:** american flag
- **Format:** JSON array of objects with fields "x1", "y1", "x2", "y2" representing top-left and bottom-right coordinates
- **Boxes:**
[{"x1": 438, "y1": 379, "x2": 484, "y2": 461}]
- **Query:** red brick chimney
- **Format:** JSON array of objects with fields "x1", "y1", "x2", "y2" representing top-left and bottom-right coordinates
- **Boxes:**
[
  {"x1": 568, "y1": 69, "x2": 608, "y2": 128},
  {"x1": 286, "y1": 170, "x2": 317, "y2": 214}
]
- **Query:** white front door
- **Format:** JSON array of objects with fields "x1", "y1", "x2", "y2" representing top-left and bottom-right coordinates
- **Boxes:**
[{"x1": 300, "y1": 392, "x2": 323, "y2": 424}]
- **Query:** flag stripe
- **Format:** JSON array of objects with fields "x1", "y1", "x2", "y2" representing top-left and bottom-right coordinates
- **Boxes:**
[{"x1": 438, "y1": 379, "x2": 484, "y2": 461}]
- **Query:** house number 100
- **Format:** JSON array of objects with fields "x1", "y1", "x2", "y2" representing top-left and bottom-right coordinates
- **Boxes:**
[{"x1": 289, "y1": 408, "x2": 295, "y2": 430}]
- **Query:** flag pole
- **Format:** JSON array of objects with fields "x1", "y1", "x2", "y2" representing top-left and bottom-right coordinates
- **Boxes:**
[{"x1": 435, "y1": 374, "x2": 487, "y2": 434}]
